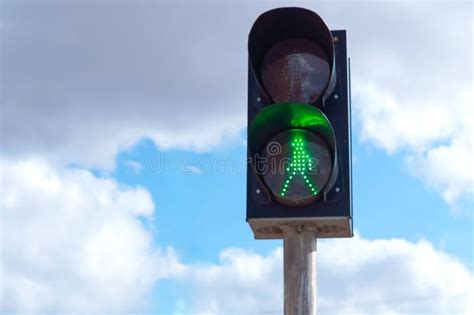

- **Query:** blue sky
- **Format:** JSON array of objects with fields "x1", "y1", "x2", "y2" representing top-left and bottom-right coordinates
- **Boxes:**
[
  {"x1": 113, "y1": 133, "x2": 473, "y2": 269},
  {"x1": 1, "y1": 1, "x2": 473, "y2": 314},
  {"x1": 111, "y1": 129, "x2": 474, "y2": 313}
]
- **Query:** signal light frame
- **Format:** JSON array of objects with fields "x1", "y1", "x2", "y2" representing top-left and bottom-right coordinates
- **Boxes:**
[{"x1": 246, "y1": 7, "x2": 353, "y2": 239}]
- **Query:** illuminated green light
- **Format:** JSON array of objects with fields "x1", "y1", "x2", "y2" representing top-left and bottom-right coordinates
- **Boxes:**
[
  {"x1": 254, "y1": 102, "x2": 335, "y2": 206},
  {"x1": 279, "y1": 135, "x2": 318, "y2": 197}
]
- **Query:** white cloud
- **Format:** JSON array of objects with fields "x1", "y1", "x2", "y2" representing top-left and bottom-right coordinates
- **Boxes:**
[
  {"x1": 0, "y1": 158, "x2": 184, "y2": 312},
  {"x1": 176, "y1": 247, "x2": 283, "y2": 314},
  {"x1": 0, "y1": 1, "x2": 248, "y2": 170},
  {"x1": 1, "y1": 1, "x2": 472, "y2": 205},
  {"x1": 354, "y1": 82, "x2": 456, "y2": 155},
  {"x1": 348, "y1": 2, "x2": 473, "y2": 204},
  {"x1": 354, "y1": 81, "x2": 474, "y2": 204},
  {"x1": 1, "y1": 158, "x2": 472, "y2": 313},
  {"x1": 176, "y1": 235, "x2": 474, "y2": 315}
]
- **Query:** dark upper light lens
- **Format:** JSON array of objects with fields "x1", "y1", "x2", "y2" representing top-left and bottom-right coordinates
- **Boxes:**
[
  {"x1": 260, "y1": 129, "x2": 332, "y2": 206},
  {"x1": 261, "y1": 38, "x2": 330, "y2": 104}
]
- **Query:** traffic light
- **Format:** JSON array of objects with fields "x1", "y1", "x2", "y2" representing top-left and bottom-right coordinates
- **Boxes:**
[{"x1": 246, "y1": 7, "x2": 353, "y2": 239}]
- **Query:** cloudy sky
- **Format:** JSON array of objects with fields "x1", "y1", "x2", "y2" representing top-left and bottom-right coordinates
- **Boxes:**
[{"x1": 1, "y1": 0, "x2": 473, "y2": 314}]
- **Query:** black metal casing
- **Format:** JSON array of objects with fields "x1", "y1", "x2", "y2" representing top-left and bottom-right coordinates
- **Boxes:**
[{"x1": 246, "y1": 8, "x2": 353, "y2": 239}]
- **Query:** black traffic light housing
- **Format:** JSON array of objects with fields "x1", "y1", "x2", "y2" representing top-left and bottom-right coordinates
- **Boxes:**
[{"x1": 246, "y1": 7, "x2": 353, "y2": 239}]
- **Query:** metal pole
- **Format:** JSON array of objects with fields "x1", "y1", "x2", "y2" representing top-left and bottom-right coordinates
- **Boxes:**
[{"x1": 282, "y1": 225, "x2": 317, "y2": 315}]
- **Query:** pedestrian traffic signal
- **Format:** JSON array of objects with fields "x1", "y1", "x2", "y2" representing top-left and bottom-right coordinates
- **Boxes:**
[{"x1": 246, "y1": 7, "x2": 353, "y2": 239}]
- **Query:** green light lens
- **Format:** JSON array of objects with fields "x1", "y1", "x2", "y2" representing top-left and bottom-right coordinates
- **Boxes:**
[{"x1": 261, "y1": 129, "x2": 332, "y2": 206}]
